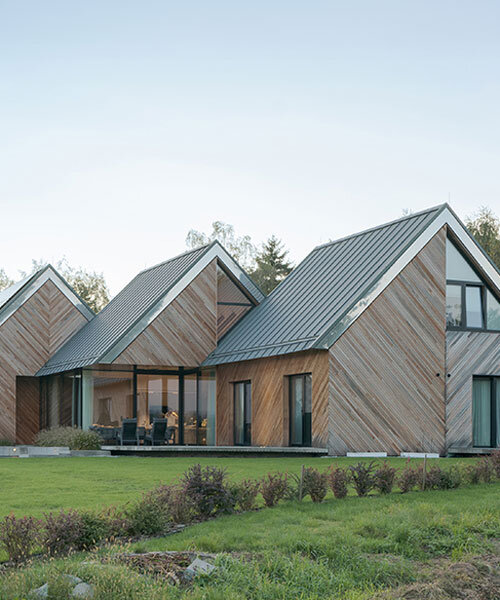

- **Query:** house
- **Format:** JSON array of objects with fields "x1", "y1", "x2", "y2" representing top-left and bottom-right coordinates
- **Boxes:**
[{"x1": 1, "y1": 204, "x2": 499, "y2": 454}]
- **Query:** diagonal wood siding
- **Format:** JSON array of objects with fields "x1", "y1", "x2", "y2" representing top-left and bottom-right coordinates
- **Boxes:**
[
  {"x1": 114, "y1": 261, "x2": 218, "y2": 367},
  {"x1": 0, "y1": 281, "x2": 89, "y2": 442},
  {"x1": 15, "y1": 377, "x2": 40, "y2": 444},
  {"x1": 446, "y1": 330, "x2": 500, "y2": 449},
  {"x1": 216, "y1": 350, "x2": 329, "y2": 447},
  {"x1": 328, "y1": 228, "x2": 447, "y2": 455}
]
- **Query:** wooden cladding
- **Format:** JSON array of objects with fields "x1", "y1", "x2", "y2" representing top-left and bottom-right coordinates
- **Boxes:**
[
  {"x1": 328, "y1": 228, "x2": 447, "y2": 455},
  {"x1": 446, "y1": 330, "x2": 500, "y2": 449},
  {"x1": 216, "y1": 350, "x2": 329, "y2": 447},
  {"x1": 0, "y1": 280, "x2": 89, "y2": 442},
  {"x1": 15, "y1": 377, "x2": 40, "y2": 444},
  {"x1": 115, "y1": 261, "x2": 218, "y2": 367}
]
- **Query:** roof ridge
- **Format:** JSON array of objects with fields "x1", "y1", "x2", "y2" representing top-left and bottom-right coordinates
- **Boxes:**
[
  {"x1": 313, "y1": 204, "x2": 447, "y2": 252},
  {"x1": 138, "y1": 242, "x2": 214, "y2": 275}
]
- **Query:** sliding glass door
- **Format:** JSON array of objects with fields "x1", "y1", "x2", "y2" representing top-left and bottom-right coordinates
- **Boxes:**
[{"x1": 473, "y1": 377, "x2": 499, "y2": 448}]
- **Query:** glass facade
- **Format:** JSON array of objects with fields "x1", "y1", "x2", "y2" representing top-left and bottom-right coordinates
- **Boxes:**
[
  {"x1": 233, "y1": 381, "x2": 251, "y2": 446},
  {"x1": 41, "y1": 366, "x2": 217, "y2": 446},
  {"x1": 472, "y1": 377, "x2": 499, "y2": 448}
]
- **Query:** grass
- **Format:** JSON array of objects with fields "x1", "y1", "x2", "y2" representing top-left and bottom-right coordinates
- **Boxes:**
[
  {"x1": 0, "y1": 455, "x2": 476, "y2": 518},
  {"x1": 0, "y1": 456, "x2": 498, "y2": 599}
]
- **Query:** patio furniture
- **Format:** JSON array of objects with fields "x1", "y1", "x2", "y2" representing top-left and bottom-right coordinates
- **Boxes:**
[
  {"x1": 144, "y1": 419, "x2": 167, "y2": 446},
  {"x1": 116, "y1": 419, "x2": 139, "y2": 446}
]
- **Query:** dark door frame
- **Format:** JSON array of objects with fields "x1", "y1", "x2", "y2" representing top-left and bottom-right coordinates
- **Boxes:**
[
  {"x1": 473, "y1": 375, "x2": 498, "y2": 448},
  {"x1": 288, "y1": 373, "x2": 312, "y2": 447}
]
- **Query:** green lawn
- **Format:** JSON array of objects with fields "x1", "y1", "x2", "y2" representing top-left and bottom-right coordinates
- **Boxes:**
[
  {"x1": 0, "y1": 455, "x2": 477, "y2": 517},
  {"x1": 0, "y1": 456, "x2": 498, "y2": 599}
]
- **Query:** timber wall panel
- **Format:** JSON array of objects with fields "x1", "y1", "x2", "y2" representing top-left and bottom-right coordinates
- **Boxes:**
[
  {"x1": 115, "y1": 261, "x2": 218, "y2": 367},
  {"x1": 15, "y1": 377, "x2": 40, "y2": 444},
  {"x1": 216, "y1": 350, "x2": 329, "y2": 447},
  {"x1": 446, "y1": 330, "x2": 500, "y2": 449},
  {"x1": 0, "y1": 281, "x2": 89, "y2": 442},
  {"x1": 328, "y1": 228, "x2": 447, "y2": 455}
]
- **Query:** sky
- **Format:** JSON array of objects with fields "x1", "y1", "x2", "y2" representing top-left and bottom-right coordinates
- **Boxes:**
[{"x1": 1, "y1": 1, "x2": 500, "y2": 296}]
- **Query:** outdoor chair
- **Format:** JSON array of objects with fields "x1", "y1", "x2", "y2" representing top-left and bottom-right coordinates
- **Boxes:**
[
  {"x1": 116, "y1": 419, "x2": 139, "y2": 446},
  {"x1": 144, "y1": 419, "x2": 167, "y2": 446}
]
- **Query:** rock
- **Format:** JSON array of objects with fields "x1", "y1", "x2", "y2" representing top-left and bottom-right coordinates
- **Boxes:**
[
  {"x1": 184, "y1": 557, "x2": 216, "y2": 580},
  {"x1": 63, "y1": 574, "x2": 83, "y2": 585},
  {"x1": 28, "y1": 583, "x2": 48, "y2": 598},
  {"x1": 71, "y1": 582, "x2": 95, "y2": 598}
]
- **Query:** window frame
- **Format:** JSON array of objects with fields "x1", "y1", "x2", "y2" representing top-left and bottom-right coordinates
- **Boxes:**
[{"x1": 446, "y1": 279, "x2": 500, "y2": 333}]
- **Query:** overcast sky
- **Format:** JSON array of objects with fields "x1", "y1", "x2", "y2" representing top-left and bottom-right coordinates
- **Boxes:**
[{"x1": 1, "y1": 1, "x2": 500, "y2": 296}]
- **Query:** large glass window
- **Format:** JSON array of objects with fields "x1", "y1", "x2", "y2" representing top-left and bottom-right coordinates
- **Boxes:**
[
  {"x1": 466, "y1": 286, "x2": 483, "y2": 328},
  {"x1": 89, "y1": 370, "x2": 134, "y2": 428},
  {"x1": 289, "y1": 374, "x2": 312, "y2": 447},
  {"x1": 487, "y1": 290, "x2": 500, "y2": 331},
  {"x1": 446, "y1": 237, "x2": 500, "y2": 331},
  {"x1": 198, "y1": 369, "x2": 216, "y2": 445},
  {"x1": 234, "y1": 381, "x2": 251, "y2": 446},
  {"x1": 446, "y1": 284, "x2": 462, "y2": 327},
  {"x1": 472, "y1": 377, "x2": 499, "y2": 448}
]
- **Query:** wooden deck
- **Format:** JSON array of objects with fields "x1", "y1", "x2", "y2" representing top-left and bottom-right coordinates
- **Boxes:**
[{"x1": 102, "y1": 445, "x2": 329, "y2": 457}]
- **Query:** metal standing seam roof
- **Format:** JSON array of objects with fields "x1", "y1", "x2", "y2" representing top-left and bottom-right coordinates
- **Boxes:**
[
  {"x1": 37, "y1": 242, "x2": 263, "y2": 376},
  {"x1": 203, "y1": 205, "x2": 445, "y2": 366}
]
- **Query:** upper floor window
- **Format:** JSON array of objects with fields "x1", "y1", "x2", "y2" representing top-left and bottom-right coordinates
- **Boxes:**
[{"x1": 445, "y1": 238, "x2": 500, "y2": 331}]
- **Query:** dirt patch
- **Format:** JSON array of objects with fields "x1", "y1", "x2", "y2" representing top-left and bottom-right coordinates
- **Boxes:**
[{"x1": 382, "y1": 554, "x2": 500, "y2": 600}]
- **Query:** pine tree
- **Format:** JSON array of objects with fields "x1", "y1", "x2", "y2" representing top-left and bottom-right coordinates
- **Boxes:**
[{"x1": 251, "y1": 236, "x2": 293, "y2": 294}]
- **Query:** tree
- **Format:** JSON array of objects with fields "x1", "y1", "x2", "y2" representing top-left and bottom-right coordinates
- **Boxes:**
[
  {"x1": 250, "y1": 236, "x2": 293, "y2": 294},
  {"x1": 186, "y1": 221, "x2": 256, "y2": 270},
  {"x1": 0, "y1": 268, "x2": 14, "y2": 292},
  {"x1": 465, "y1": 207, "x2": 500, "y2": 268},
  {"x1": 21, "y1": 258, "x2": 110, "y2": 313}
]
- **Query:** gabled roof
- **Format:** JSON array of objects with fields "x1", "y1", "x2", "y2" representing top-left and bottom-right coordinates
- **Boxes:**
[
  {"x1": 0, "y1": 265, "x2": 94, "y2": 328},
  {"x1": 37, "y1": 242, "x2": 264, "y2": 376},
  {"x1": 204, "y1": 204, "x2": 500, "y2": 366}
]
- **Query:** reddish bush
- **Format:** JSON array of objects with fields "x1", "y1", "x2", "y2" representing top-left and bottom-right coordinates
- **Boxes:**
[
  {"x1": 302, "y1": 467, "x2": 328, "y2": 503},
  {"x1": 260, "y1": 472, "x2": 289, "y2": 507},
  {"x1": 349, "y1": 462, "x2": 375, "y2": 497},
  {"x1": 374, "y1": 462, "x2": 397, "y2": 494},
  {"x1": 477, "y1": 457, "x2": 495, "y2": 483},
  {"x1": 181, "y1": 464, "x2": 236, "y2": 517},
  {"x1": 398, "y1": 461, "x2": 420, "y2": 493},
  {"x1": 231, "y1": 479, "x2": 261, "y2": 511},
  {"x1": 490, "y1": 450, "x2": 500, "y2": 479},
  {"x1": 0, "y1": 514, "x2": 41, "y2": 562},
  {"x1": 327, "y1": 467, "x2": 351, "y2": 499},
  {"x1": 42, "y1": 509, "x2": 85, "y2": 555}
]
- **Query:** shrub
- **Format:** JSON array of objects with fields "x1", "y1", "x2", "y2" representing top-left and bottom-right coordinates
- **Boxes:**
[
  {"x1": 490, "y1": 450, "x2": 500, "y2": 479},
  {"x1": 100, "y1": 505, "x2": 130, "y2": 539},
  {"x1": 477, "y1": 457, "x2": 495, "y2": 483},
  {"x1": 42, "y1": 509, "x2": 85, "y2": 555},
  {"x1": 327, "y1": 467, "x2": 351, "y2": 499},
  {"x1": 231, "y1": 479, "x2": 261, "y2": 511},
  {"x1": 302, "y1": 467, "x2": 328, "y2": 503},
  {"x1": 421, "y1": 465, "x2": 443, "y2": 490},
  {"x1": 374, "y1": 462, "x2": 397, "y2": 494},
  {"x1": 144, "y1": 483, "x2": 197, "y2": 524},
  {"x1": 464, "y1": 462, "x2": 482, "y2": 485},
  {"x1": 79, "y1": 511, "x2": 110, "y2": 548},
  {"x1": 69, "y1": 429, "x2": 102, "y2": 450},
  {"x1": 0, "y1": 514, "x2": 41, "y2": 562},
  {"x1": 398, "y1": 461, "x2": 420, "y2": 493},
  {"x1": 349, "y1": 462, "x2": 375, "y2": 497},
  {"x1": 126, "y1": 494, "x2": 169, "y2": 536},
  {"x1": 35, "y1": 426, "x2": 102, "y2": 450},
  {"x1": 181, "y1": 464, "x2": 235, "y2": 518},
  {"x1": 260, "y1": 472, "x2": 289, "y2": 507},
  {"x1": 0, "y1": 439, "x2": 14, "y2": 446}
]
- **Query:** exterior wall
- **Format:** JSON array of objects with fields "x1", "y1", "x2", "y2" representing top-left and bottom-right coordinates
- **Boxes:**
[
  {"x1": 328, "y1": 229, "x2": 447, "y2": 455},
  {"x1": 215, "y1": 350, "x2": 329, "y2": 447},
  {"x1": 446, "y1": 330, "x2": 500, "y2": 449},
  {"x1": 0, "y1": 280, "x2": 89, "y2": 442},
  {"x1": 114, "y1": 261, "x2": 218, "y2": 367},
  {"x1": 216, "y1": 267, "x2": 253, "y2": 340}
]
